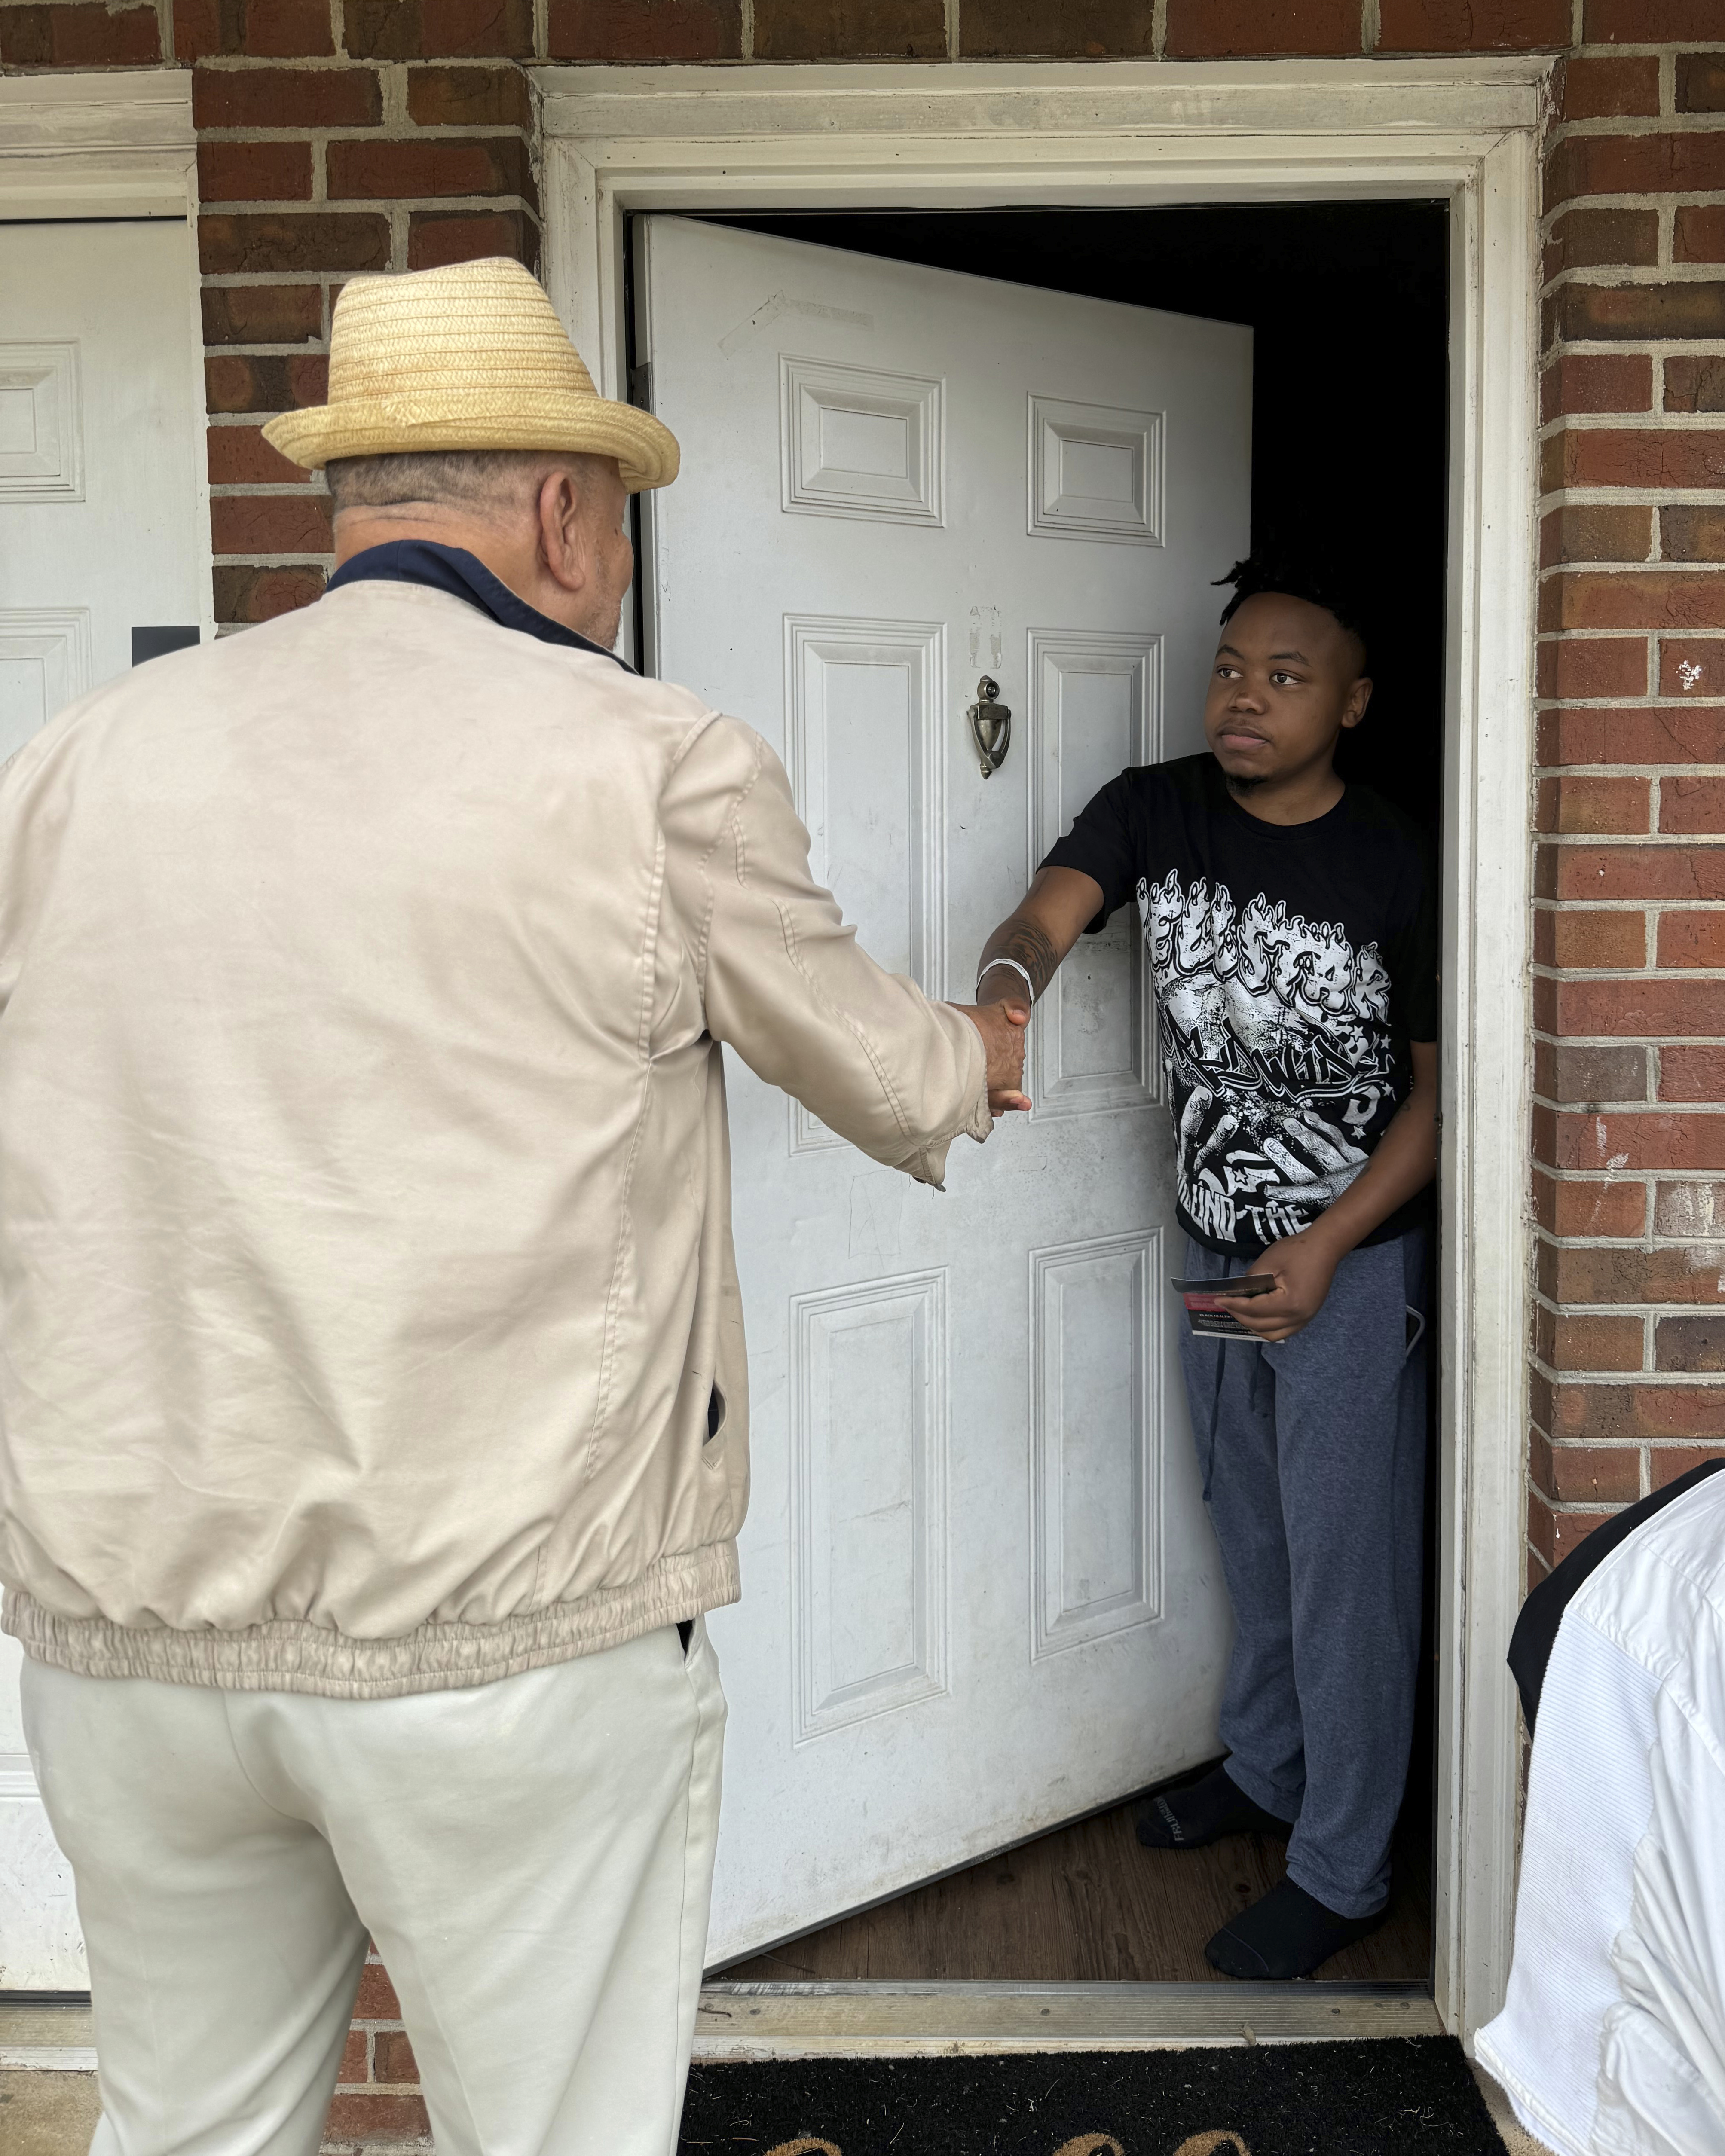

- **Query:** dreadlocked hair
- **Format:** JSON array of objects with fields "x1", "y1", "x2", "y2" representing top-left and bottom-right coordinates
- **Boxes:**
[{"x1": 1213, "y1": 553, "x2": 1370, "y2": 663}]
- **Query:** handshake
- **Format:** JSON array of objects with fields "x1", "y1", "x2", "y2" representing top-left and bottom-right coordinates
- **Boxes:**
[
  {"x1": 957, "y1": 955, "x2": 1036, "y2": 1119},
  {"x1": 961, "y1": 868, "x2": 1097, "y2": 1118}
]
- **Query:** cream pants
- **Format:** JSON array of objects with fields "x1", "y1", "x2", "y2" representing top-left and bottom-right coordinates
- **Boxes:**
[{"x1": 21, "y1": 1619, "x2": 726, "y2": 2156}]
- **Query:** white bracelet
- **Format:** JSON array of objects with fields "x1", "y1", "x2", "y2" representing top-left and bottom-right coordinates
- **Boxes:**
[{"x1": 976, "y1": 956, "x2": 1036, "y2": 1004}]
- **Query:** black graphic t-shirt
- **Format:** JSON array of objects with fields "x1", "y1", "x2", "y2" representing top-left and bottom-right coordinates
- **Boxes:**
[{"x1": 1042, "y1": 754, "x2": 1438, "y2": 1260}]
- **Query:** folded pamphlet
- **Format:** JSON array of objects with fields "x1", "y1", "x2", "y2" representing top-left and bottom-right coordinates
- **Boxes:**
[{"x1": 1171, "y1": 1273, "x2": 1276, "y2": 1340}]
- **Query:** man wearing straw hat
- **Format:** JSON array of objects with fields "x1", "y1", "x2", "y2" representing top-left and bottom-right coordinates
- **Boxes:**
[{"x1": 0, "y1": 258, "x2": 1027, "y2": 2156}]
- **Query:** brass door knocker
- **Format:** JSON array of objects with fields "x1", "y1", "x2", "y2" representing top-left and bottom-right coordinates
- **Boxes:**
[{"x1": 968, "y1": 675, "x2": 1012, "y2": 778}]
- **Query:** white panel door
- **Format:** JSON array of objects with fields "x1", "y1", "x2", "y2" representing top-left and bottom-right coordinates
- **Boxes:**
[
  {"x1": 640, "y1": 217, "x2": 1251, "y2": 1964},
  {"x1": 0, "y1": 217, "x2": 204, "y2": 1987}
]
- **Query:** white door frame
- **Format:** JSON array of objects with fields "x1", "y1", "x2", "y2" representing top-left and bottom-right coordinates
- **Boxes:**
[
  {"x1": 0, "y1": 70, "x2": 215, "y2": 646},
  {"x1": 543, "y1": 56, "x2": 1544, "y2": 2046}
]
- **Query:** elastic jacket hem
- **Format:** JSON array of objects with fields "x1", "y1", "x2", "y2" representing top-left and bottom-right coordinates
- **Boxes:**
[{"x1": 2, "y1": 1542, "x2": 740, "y2": 1700}]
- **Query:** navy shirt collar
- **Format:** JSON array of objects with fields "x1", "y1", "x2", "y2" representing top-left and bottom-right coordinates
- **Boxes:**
[{"x1": 326, "y1": 540, "x2": 631, "y2": 671}]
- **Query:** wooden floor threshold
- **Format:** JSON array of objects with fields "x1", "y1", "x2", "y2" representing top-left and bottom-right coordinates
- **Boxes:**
[{"x1": 694, "y1": 1979, "x2": 1442, "y2": 2056}]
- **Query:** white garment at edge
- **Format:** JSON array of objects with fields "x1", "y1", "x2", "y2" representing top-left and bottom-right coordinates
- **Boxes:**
[
  {"x1": 1475, "y1": 1471, "x2": 1725, "y2": 2156},
  {"x1": 21, "y1": 1620, "x2": 725, "y2": 2156}
]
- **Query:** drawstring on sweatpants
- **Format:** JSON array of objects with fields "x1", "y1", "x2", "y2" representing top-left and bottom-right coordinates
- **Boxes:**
[
  {"x1": 1202, "y1": 1342, "x2": 1226, "y2": 1502},
  {"x1": 1200, "y1": 1276, "x2": 1273, "y2": 1502}
]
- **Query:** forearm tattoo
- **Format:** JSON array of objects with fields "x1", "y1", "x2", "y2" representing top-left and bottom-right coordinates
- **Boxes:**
[{"x1": 978, "y1": 915, "x2": 1062, "y2": 1002}]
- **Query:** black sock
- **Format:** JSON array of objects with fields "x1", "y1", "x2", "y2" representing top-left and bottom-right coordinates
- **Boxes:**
[
  {"x1": 1205, "y1": 1877, "x2": 1386, "y2": 1980},
  {"x1": 1135, "y1": 1762, "x2": 1293, "y2": 1850}
]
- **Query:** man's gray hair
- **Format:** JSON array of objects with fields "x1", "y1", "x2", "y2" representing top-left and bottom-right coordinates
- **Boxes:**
[{"x1": 324, "y1": 449, "x2": 608, "y2": 519}]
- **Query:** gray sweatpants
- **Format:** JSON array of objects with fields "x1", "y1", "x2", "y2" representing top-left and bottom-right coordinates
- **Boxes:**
[{"x1": 1175, "y1": 1228, "x2": 1428, "y2": 1918}]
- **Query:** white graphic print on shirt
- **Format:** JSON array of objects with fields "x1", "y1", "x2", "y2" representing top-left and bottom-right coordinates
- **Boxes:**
[{"x1": 1141, "y1": 869, "x2": 1400, "y2": 1250}]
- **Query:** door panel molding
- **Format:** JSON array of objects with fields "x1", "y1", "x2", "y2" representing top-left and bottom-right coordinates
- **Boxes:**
[
  {"x1": 789, "y1": 1269, "x2": 950, "y2": 1744},
  {"x1": 0, "y1": 344, "x2": 84, "y2": 504},
  {"x1": 545, "y1": 57, "x2": 1546, "y2": 2040},
  {"x1": 1028, "y1": 395, "x2": 1163, "y2": 548},
  {"x1": 1028, "y1": 627, "x2": 1162, "y2": 1118},
  {"x1": 1029, "y1": 1227, "x2": 1163, "y2": 1661},
  {"x1": 782, "y1": 356, "x2": 945, "y2": 528},
  {"x1": 0, "y1": 606, "x2": 93, "y2": 760},
  {"x1": 784, "y1": 612, "x2": 946, "y2": 1156}
]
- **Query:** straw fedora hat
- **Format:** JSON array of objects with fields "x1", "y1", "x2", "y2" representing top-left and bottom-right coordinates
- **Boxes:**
[{"x1": 263, "y1": 256, "x2": 679, "y2": 491}]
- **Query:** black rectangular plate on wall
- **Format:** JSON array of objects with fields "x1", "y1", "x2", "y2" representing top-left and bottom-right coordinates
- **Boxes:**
[{"x1": 132, "y1": 626, "x2": 200, "y2": 665}]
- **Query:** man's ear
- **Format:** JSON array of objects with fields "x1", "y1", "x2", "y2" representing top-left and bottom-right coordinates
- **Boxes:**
[
  {"x1": 1340, "y1": 675, "x2": 1374, "y2": 731},
  {"x1": 536, "y1": 469, "x2": 587, "y2": 595}
]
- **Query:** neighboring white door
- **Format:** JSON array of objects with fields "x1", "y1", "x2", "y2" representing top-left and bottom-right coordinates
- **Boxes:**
[
  {"x1": 0, "y1": 216, "x2": 204, "y2": 1986},
  {"x1": 641, "y1": 217, "x2": 1253, "y2": 1963}
]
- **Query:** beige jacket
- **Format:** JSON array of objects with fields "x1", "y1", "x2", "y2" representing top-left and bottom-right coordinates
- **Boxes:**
[{"x1": 0, "y1": 581, "x2": 989, "y2": 1697}]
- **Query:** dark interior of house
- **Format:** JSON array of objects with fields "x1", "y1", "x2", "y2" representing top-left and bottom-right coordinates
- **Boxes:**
[{"x1": 663, "y1": 199, "x2": 1450, "y2": 1985}]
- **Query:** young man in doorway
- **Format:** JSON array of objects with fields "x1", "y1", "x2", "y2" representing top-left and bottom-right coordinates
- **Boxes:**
[{"x1": 976, "y1": 559, "x2": 1439, "y2": 1979}]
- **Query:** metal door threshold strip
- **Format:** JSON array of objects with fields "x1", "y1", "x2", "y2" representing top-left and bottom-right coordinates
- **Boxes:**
[
  {"x1": 0, "y1": 1983, "x2": 1442, "y2": 2070},
  {"x1": 692, "y1": 1980, "x2": 1442, "y2": 2055},
  {"x1": 0, "y1": 1997, "x2": 95, "y2": 2071}
]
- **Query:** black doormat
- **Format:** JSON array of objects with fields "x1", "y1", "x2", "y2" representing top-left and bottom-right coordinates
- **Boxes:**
[{"x1": 680, "y1": 2039, "x2": 1508, "y2": 2156}]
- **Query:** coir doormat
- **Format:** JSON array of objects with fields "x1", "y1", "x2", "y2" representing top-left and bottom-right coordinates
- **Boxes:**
[{"x1": 679, "y1": 2038, "x2": 1509, "y2": 2156}]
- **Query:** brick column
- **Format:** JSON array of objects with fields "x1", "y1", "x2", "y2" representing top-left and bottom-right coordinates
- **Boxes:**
[
  {"x1": 1531, "y1": 6, "x2": 1725, "y2": 1578},
  {"x1": 185, "y1": 1, "x2": 541, "y2": 631}
]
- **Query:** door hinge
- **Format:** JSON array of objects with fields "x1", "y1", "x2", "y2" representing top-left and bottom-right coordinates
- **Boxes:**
[{"x1": 628, "y1": 361, "x2": 652, "y2": 410}]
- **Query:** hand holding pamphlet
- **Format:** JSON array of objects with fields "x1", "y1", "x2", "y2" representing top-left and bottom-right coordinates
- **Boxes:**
[{"x1": 1171, "y1": 1273, "x2": 1276, "y2": 1339}]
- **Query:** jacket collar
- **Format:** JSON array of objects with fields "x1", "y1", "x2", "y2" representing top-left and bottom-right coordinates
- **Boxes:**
[{"x1": 326, "y1": 541, "x2": 632, "y2": 671}]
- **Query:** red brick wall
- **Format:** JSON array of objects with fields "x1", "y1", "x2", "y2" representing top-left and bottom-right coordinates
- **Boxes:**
[
  {"x1": 4, "y1": 0, "x2": 1725, "y2": 2141},
  {"x1": 1532, "y1": 14, "x2": 1725, "y2": 1577},
  {"x1": 332, "y1": 1952, "x2": 425, "y2": 2149}
]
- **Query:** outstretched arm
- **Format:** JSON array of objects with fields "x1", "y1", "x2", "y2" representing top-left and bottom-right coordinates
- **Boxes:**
[
  {"x1": 976, "y1": 866, "x2": 1108, "y2": 1017},
  {"x1": 663, "y1": 715, "x2": 1023, "y2": 1185}
]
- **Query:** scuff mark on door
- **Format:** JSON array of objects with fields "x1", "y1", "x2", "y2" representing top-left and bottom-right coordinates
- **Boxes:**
[{"x1": 720, "y1": 292, "x2": 875, "y2": 357}]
